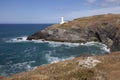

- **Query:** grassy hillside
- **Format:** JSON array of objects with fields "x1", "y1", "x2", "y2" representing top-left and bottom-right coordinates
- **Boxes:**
[
  {"x1": 1, "y1": 52, "x2": 120, "y2": 80},
  {"x1": 47, "y1": 13, "x2": 120, "y2": 29}
]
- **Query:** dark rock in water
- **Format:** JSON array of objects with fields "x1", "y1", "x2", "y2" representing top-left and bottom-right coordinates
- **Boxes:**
[
  {"x1": 27, "y1": 14, "x2": 120, "y2": 51},
  {"x1": 17, "y1": 37, "x2": 23, "y2": 40}
]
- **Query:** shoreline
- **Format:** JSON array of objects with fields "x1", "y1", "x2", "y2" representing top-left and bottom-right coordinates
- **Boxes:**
[
  {"x1": 27, "y1": 14, "x2": 120, "y2": 51},
  {"x1": 1, "y1": 51, "x2": 120, "y2": 80},
  {"x1": 8, "y1": 36, "x2": 110, "y2": 53},
  {"x1": 1, "y1": 14, "x2": 120, "y2": 79}
]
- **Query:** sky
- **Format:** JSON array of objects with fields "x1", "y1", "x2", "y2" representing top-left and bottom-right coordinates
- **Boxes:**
[{"x1": 0, "y1": 0, "x2": 120, "y2": 23}]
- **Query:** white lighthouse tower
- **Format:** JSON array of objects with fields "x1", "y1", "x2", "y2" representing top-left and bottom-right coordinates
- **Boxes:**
[{"x1": 60, "y1": 17, "x2": 65, "y2": 24}]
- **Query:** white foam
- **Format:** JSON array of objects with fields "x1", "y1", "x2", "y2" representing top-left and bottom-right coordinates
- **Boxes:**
[
  {"x1": 45, "y1": 52, "x2": 74, "y2": 64},
  {"x1": 6, "y1": 36, "x2": 28, "y2": 43},
  {"x1": 6, "y1": 36, "x2": 110, "y2": 52},
  {"x1": 11, "y1": 61, "x2": 36, "y2": 71},
  {"x1": 32, "y1": 39, "x2": 45, "y2": 43},
  {"x1": 82, "y1": 42, "x2": 110, "y2": 53},
  {"x1": 48, "y1": 41, "x2": 81, "y2": 47},
  {"x1": 101, "y1": 43, "x2": 110, "y2": 53},
  {"x1": 47, "y1": 41, "x2": 110, "y2": 52},
  {"x1": 0, "y1": 60, "x2": 36, "y2": 76},
  {"x1": 81, "y1": 41, "x2": 101, "y2": 46}
]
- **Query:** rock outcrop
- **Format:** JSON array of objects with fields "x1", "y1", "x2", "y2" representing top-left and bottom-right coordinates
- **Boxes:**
[
  {"x1": 78, "y1": 57, "x2": 101, "y2": 68},
  {"x1": 27, "y1": 14, "x2": 120, "y2": 51}
]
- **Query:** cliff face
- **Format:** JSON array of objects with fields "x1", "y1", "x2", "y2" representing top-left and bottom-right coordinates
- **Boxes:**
[{"x1": 27, "y1": 14, "x2": 120, "y2": 51}]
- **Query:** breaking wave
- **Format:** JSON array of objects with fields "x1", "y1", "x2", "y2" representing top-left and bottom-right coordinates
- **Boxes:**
[
  {"x1": 5, "y1": 36, "x2": 110, "y2": 53},
  {"x1": 6, "y1": 36, "x2": 28, "y2": 43},
  {"x1": 0, "y1": 61, "x2": 36, "y2": 76},
  {"x1": 45, "y1": 51, "x2": 75, "y2": 64}
]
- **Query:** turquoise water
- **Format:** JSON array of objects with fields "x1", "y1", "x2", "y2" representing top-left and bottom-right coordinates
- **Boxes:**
[{"x1": 0, "y1": 24, "x2": 109, "y2": 76}]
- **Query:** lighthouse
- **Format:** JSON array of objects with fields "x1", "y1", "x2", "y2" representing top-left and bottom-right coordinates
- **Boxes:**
[{"x1": 60, "y1": 17, "x2": 65, "y2": 24}]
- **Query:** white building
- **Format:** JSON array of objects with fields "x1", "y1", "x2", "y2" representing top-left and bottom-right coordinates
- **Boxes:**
[{"x1": 60, "y1": 17, "x2": 65, "y2": 24}]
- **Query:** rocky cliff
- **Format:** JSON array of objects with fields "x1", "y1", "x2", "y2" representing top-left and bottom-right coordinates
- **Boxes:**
[{"x1": 27, "y1": 14, "x2": 120, "y2": 51}]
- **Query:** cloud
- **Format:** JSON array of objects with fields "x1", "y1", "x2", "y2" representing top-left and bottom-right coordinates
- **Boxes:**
[
  {"x1": 107, "y1": 0, "x2": 119, "y2": 2},
  {"x1": 86, "y1": 0, "x2": 120, "y2": 7},
  {"x1": 87, "y1": 0, "x2": 96, "y2": 3},
  {"x1": 55, "y1": 8, "x2": 64, "y2": 11},
  {"x1": 65, "y1": 6, "x2": 120, "y2": 20},
  {"x1": 106, "y1": 0, "x2": 120, "y2": 7}
]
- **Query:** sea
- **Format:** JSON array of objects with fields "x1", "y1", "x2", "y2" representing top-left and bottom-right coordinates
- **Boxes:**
[{"x1": 0, "y1": 24, "x2": 110, "y2": 76}]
